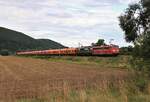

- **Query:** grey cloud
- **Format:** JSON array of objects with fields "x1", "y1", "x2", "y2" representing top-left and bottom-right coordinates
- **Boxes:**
[{"x1": 0, "y1": 0, "x2": 137, "y2": 47}]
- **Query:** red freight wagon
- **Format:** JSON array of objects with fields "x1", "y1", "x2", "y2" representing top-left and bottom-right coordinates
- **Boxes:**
[{"x1": 60, "y1": 48, "x2": 78, "y2": 55}]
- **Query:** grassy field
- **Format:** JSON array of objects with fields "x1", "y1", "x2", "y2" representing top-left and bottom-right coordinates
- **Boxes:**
[
  {"x1": 31, "y1": 55, "x2": 131, "y2": 69},
  {"x1": 0, "y1": 55, "x2": 149, "y2": 102}
]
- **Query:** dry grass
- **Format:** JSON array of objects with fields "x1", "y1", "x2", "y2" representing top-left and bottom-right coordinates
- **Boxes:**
[
  {"x1": 16, "y1": 82, "x2": 150, "y2": 102},
  {"x1": 0, "y1": 56, "x2": 149, "y2": 102}
]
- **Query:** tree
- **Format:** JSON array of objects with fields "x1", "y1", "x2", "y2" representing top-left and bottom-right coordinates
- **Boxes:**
[
  {"x1": 120, "y1": 46, "x2": 133, "y2": 55},
  {"x1": 119, "y1": 0, "x2": 150, "y2": 74},
  {"x1": 119, "y1": 0, "x2": 150, "y2": 58},
  {"x1": 96, "y1": 39, "x2": 105, "y2": 46},
  {"x1": 0, "y1": 49, "x2": 9, "y2": 56}
]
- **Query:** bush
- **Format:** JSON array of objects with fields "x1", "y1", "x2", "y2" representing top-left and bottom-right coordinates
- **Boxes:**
[
  {"x1": 135, "y1": 75, "x2": 148, "y2": 92},
  {"x1": 0, "y1": 49, "x2": 9, "y2": 56},
  {"x1": 120, "y1": 46, "x2": 133, "y2": 55},
  {"x1": 130, "y1": 55, "x2": 150, "y2": 77}
]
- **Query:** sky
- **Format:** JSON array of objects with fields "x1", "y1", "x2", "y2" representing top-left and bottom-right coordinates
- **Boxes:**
[{"x1": 0, "y1": 0, "x2": 140, "y2": 47}]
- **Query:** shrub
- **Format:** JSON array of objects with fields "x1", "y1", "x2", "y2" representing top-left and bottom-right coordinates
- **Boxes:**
[{"x1": 0, "y1": 49, "x2": 9, "y2": 56}]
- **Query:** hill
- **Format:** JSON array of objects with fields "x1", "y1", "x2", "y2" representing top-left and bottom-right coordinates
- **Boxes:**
[
  {"x1": 0, "y1": 27, "x2": 65, "y2": 53},
  {"x1": 37, "y1": 39, "x2": 65, "y2": 49}
]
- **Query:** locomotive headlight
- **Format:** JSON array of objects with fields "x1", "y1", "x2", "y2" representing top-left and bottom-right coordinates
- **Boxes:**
[{"x1": 112, "y1": 49, "x2": 116, "y2": 52}]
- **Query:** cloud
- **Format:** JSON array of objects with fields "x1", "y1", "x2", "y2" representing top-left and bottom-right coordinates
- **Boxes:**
[
  {"x1": 118, "y1": 0, "x2": 140, "y2": 4},
  {"x1": 0, "y1": 0, "x2": 140, "y2": 47}
]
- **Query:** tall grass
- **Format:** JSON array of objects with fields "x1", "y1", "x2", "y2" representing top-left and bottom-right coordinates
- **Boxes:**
[
  {"x1": 17, "y1": 81, "x2": 150, "y2": 102},
  {"x1": 15, "y1": 74, "x2": 150, "y2": 102}
]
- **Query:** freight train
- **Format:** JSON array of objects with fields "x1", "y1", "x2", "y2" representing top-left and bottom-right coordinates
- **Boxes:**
[{"x1": 16, "y1": 44, "x2": 119, "y2": 56}]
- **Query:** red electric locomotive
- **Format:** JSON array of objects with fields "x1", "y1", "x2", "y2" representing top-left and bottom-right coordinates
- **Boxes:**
[{"x1": 91, "y1": 44, "x2": 119, "y2": 56}]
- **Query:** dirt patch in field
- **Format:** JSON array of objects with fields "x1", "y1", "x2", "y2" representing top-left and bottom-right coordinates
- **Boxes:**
[{"x1": 0, "y1": 56, "x2": 130, "y2": 99}]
